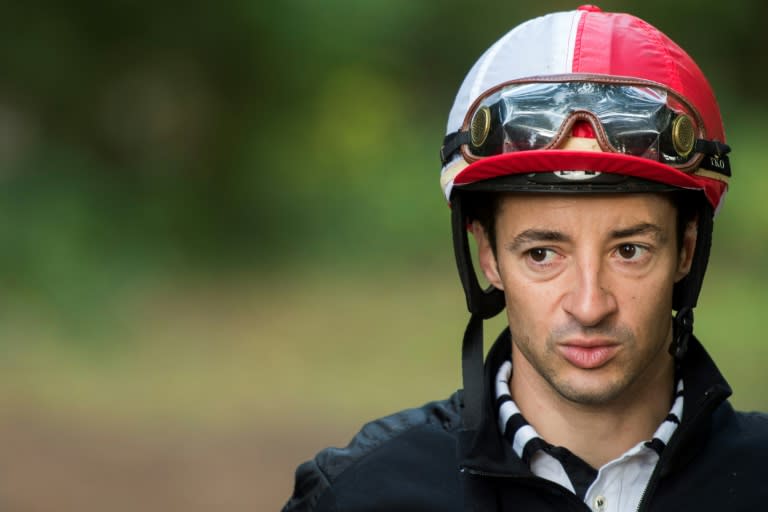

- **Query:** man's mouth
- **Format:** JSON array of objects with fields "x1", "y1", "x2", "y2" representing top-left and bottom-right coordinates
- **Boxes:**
[{"x1": 558, "y1": 340, "x2": 620, "y2": 369}]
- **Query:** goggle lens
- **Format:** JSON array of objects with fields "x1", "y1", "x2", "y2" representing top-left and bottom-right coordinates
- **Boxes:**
[{"x1": 466, "y1": 81, "x2": 700, "y2": 167}]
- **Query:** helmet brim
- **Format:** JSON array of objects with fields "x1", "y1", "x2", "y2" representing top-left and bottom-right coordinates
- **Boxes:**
[{"x1": 448, "y1": 150, "x2": 725, "y2": 209}]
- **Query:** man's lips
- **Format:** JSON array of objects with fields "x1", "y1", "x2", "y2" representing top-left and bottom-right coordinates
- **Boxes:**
[{"x1": 558, "y1": 340, "x2": 619, "y2": 369}]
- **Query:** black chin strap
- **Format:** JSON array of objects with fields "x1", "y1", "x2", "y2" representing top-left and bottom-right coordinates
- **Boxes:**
[
  {"x1": 669, "y1": 201, "x2": 714, "y2": 360},
  {"x1": 461, "y1": 314, "x2": 486, "y2": 430},
  {"x1": 451, "y1": 195, "x2": 505, "y2": 430}
]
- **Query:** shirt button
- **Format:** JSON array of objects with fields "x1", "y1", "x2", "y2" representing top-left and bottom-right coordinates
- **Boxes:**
[{"x1": 593, "y1": 495, "x2": 606, "y2": 511}]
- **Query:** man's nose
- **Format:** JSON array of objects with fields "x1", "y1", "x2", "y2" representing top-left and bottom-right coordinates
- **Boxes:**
[{"x1": 561, "y1": 259, "x2": 618, "y2": 327}]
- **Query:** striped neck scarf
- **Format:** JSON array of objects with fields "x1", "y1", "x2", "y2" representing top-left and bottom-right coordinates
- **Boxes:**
[{"x1": 495, "y1": 360, "x2": 684, "y2": 499}]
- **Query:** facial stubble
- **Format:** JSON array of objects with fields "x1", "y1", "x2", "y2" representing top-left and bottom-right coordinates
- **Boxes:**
[{"x1": 512, "y1": 323, "x2": 659, "y2": 406}]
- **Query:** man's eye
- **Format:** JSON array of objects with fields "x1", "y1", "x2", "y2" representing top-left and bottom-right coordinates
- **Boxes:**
[
  {"x1": 617, "y1": 244, "x2": 646, "y2": 260},
  {"x1": 528, "y1": 248, "x2": 553, "y2": 263}
]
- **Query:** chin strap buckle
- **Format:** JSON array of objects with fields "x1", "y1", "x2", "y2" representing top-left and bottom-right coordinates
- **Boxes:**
[{"x1": 671, "y1": 307, "x2": 694, "y2": 359}]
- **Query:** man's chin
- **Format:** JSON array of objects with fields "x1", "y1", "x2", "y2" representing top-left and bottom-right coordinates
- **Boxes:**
[{"x1": 551, "y1": 375, "x2": 628, "y2": 406}]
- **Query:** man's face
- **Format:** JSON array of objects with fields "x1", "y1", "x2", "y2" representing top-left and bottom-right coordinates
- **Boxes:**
[{"x1": 475, "y1": 193, "x2": 696, "y2": 407}]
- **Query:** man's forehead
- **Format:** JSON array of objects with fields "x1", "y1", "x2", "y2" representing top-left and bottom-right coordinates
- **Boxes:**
[
  {"x1": 495, "y1": 192, "x2": 677, "y2": 226},
  {"x1": 497, "y1": 191, "x2": 675, "y2": 207}
]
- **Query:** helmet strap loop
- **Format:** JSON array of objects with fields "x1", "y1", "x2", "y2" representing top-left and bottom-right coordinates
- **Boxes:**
[
  {"x1": 671, "y1": 306, "x2": 694, "y2": 360},
  {"x1": 450, "y1": 194, "x2": 506, "y2": 318}
]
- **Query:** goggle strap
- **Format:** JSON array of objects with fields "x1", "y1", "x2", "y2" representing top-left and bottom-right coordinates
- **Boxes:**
[
  {"x1": 442, "y1": 133, "x2": 732, "y2": 178},
  {"x1": 441, "y1": 131, "x2": 470, "y2": 165},
  {"x1": 694, "y1": 139, "x2": 731, "y2": 156},
  {"x1": 695, "y1": 139, "x2": 732, "y2": 177}
]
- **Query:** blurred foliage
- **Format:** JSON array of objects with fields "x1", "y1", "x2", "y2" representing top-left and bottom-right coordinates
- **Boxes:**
[{"x1": 0, "y1": 0, "x2": 767, "y2": 335}]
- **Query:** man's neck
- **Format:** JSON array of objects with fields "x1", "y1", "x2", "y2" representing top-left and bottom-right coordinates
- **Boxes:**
[{"x1": 509, "y1": 351, "x2": 675, "y2": 469}]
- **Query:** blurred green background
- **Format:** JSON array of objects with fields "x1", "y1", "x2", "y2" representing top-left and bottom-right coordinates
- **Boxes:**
[{"x1": 1, "y1": 1, "x2": 767, "y2": 510}]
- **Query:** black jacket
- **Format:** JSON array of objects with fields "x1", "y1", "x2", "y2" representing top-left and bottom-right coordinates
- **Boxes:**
[{"x1": 283, "y1": 331, "x2": 768, "y2": 511}]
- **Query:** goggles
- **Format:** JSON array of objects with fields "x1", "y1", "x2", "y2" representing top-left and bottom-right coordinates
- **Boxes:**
[{"x1": 441, "y1": 77, "x2": 731, "y2": 176}]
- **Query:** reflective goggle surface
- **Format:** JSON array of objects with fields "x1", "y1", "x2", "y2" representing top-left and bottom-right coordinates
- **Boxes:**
[{"x1": 461, "y1": 80, "x2": 704, "y2": 169}]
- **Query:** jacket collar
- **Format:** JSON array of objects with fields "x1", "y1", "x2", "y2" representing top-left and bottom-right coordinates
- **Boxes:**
[{"x1": 458, "y1": 329, "x2": 732, "y2": 477}]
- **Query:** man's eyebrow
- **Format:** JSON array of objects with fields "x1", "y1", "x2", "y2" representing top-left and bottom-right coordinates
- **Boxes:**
[
  {"x1": 506, "y1": 229, "x2": 570, "y2": 250},
  {"x1": 611, "y1": 223, "x2": 666, "y2": 241},
  {"x1": 505, "y1": 223, "x2": 667, "y2": 250}
]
